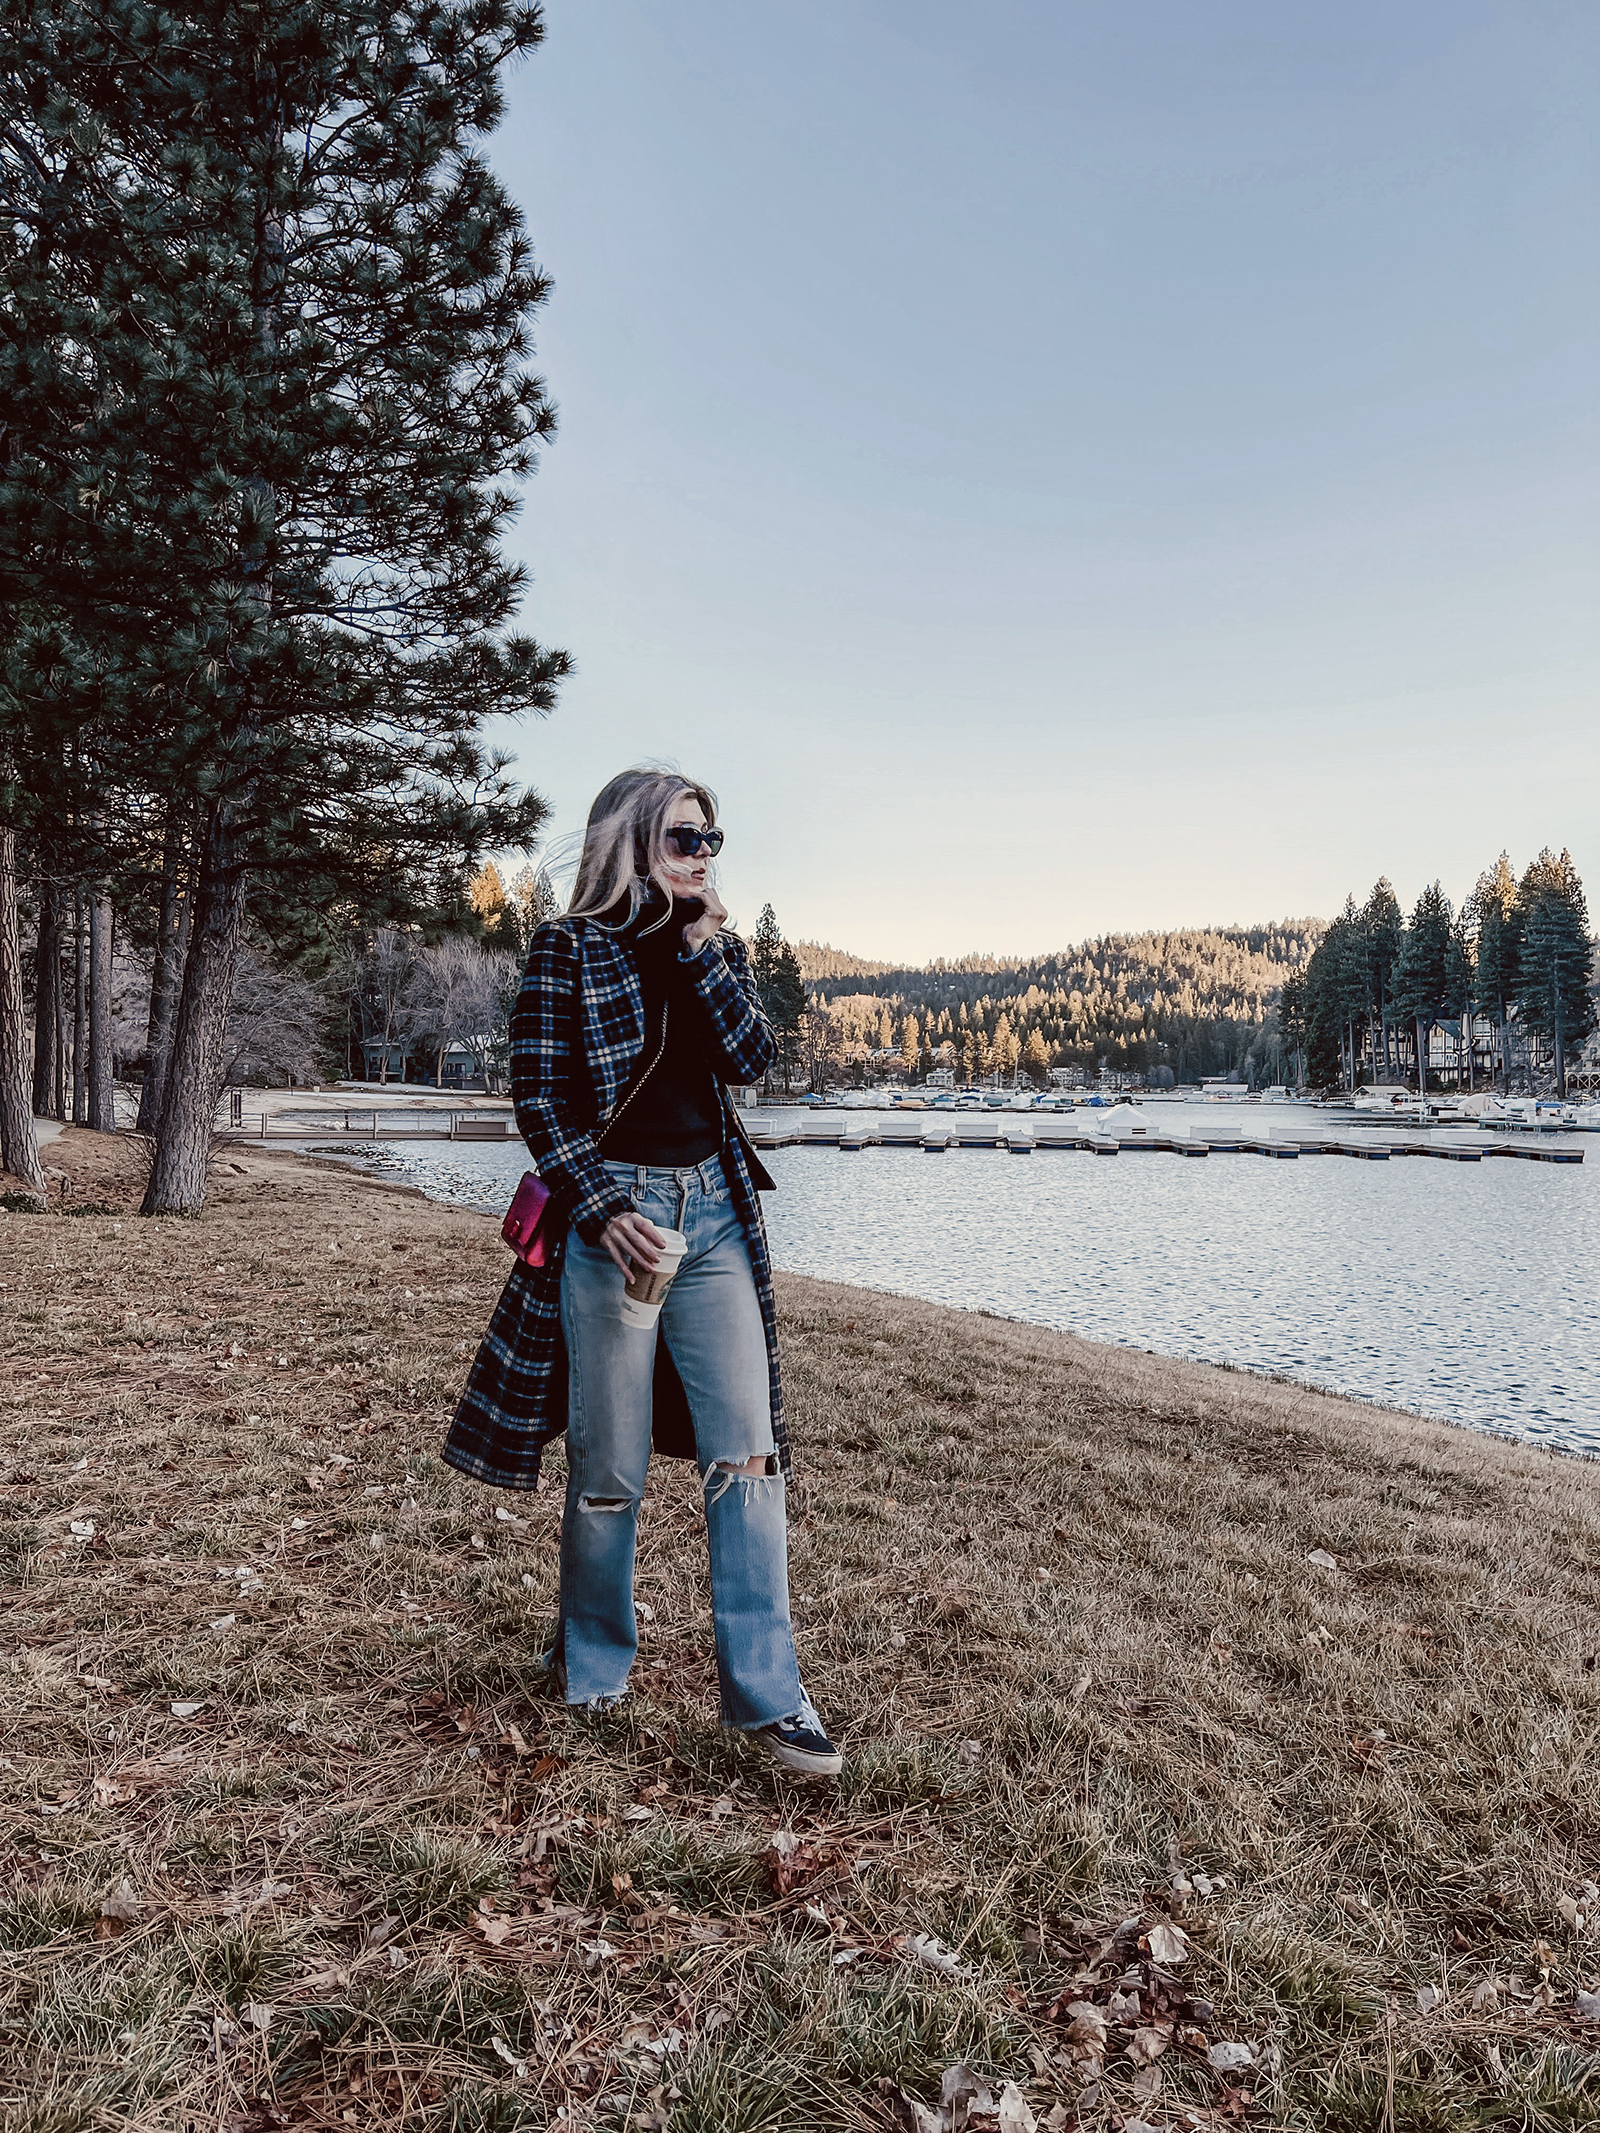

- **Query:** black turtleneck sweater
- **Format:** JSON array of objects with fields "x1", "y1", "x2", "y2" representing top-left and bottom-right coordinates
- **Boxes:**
[{"x1": 601, "y1": 896, "x2": 726, "y2": 1167}]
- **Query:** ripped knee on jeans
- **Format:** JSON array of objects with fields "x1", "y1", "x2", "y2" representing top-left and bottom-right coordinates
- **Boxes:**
[
  {"x1": 703, "y1": 1454, "x2": 779, "y2": 1507},
  {"x1": 578, "y1": 1495, "x2": 634, "y2": 1513}
]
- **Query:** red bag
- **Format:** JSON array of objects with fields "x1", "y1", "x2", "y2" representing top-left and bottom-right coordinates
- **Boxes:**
[{"x1": 501, "y1": 1171, "x2": 555, "y2": 1267}]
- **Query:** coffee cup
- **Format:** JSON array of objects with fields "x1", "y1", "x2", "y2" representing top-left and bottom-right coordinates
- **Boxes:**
[{"x1": 620, "y1": 1227, "x2": 688, "y2": 1328}]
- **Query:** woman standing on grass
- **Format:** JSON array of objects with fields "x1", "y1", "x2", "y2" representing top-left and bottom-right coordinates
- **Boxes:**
[{"x1": 444, "y1": 768, "x2": 841, "y2": 1778}]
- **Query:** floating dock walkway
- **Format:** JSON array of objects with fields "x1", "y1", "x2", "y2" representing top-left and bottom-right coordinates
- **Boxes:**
[
  {"x1": 214, "y1": 1102, "x2": 1583, "y2": 1168},
  {"x1": 743, "y1": 1114, "x2": 1583, "y2": 1166}
]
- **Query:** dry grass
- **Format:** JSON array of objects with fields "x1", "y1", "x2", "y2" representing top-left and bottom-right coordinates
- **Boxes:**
[{"x1": 3, "y1": 1130, "x2": 1600, "y2": 2132}]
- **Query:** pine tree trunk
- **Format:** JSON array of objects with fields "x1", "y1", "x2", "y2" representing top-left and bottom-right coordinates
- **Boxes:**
[
  {"x1": 32, "y1": 883, "x2": 61, "y2": 1119},
  {"x1": 1553, "y1": 981, "x2": 1566, "y2": 1098},
  {"x1": 0, "y1": 825, "x2": 47, "y2": 1193},
  {"x1": 52, "y1": 927, "x2": 67, "y2": 1120},
  {"x1": 88, "y1": 892, "x2": 115, "y2": 1131},
  {"x1": 141, "y1": 804, "x2": 248, "y2": 1215},
  {"x1": 71, "y1": 889, "x2": 87, "y2": 1124},
  {"x1": 136, "y1": 819, "x2": 193, "y2": 1135},
  {"x1": 1415, "y1": 1015, "x2": 1427, "y2": 1095}
]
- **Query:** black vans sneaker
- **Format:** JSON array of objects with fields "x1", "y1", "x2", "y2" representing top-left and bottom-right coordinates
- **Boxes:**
[{"x1": 757, "y1": 1709, "x2": 843, "y2": 1778}]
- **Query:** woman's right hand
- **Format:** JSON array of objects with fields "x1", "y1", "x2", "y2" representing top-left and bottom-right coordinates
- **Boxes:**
[{"x1": 599, "y1": 1210, "x2": 667, "y2": 1279}]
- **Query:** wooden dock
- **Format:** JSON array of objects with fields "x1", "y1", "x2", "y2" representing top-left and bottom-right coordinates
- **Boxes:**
[
  {"x1": 216, "y1": 1109, "x2": 521, "y2": 1143},
  {"x1": 213, "y1": 1103, "x2": 1583, "y2": 1169},
  {"x1": 743, "y1": 1116, "x2": 1583, "y2": 1167}
]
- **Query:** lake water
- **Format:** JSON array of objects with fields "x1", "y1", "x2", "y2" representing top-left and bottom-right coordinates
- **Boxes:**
[{"x1": 311, "y1": 1104, "x2": 1600, "y2": 1454}]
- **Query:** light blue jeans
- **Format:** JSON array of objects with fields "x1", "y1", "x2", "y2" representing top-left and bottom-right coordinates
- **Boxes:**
[{"x1": 557, "y1": 1156, "x2": 806, "y2": 1728}]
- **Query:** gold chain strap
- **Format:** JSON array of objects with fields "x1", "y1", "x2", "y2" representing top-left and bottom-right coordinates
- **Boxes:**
[{"x1": 596, "y1": 1001, "x2": 670, "y2": 1147}]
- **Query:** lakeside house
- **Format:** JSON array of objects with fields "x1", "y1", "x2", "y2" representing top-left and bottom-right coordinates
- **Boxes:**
[{"x1": 359, "y1": 1037, "x2": 498, "y2": 1092}]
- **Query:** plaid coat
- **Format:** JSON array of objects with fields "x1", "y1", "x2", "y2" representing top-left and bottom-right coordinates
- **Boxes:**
[{"x1": 442, "y1": 917, "x2": 785, "y2": 1493}]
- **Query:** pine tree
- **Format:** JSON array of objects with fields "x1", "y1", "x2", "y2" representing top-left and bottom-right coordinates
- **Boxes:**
[
  {"x1": 769, "y1": 943, "x2": 806, "y2": 1087},
  {"x1": 1444, "y1": 919, "x2": 1475, "y2": 1090},
  {"x1": 1, "y1": 0, "x2": 567, "y2": 1211},
  {"x1": 1277, "y1": 969, "x2": 1308, "y2": 1090},
  {"x1": 1515, "y1": 849, "x2": 1593, "y2": 1096},
  {"x1": 1469, "y1": 854, "x2": 1522, "y2": 1088},
  {"x1": 1393, "y1": 884, "x2": 1454, "y2": 1093},
  {"x1": 468, "y1": 862, "x2": 523, "y2": 954},
  {"x1": 507, "y1": 861, "x2": 559, "y2": 950},
  {"x1": 900, "y1": 1013, "x2": 920, "y2": 1079},
  {"x1": 751, "y1": 904, "x2": 783, "y2": 1000},
  {"x1": 1362, "y1": 879, "x2": 1403, "y2": 1080}
]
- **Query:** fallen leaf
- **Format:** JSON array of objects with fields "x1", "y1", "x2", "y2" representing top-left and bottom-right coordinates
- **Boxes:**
[
  {"x1": 1064, "y1": 2001, "x2": 1108, "y2": 2049},
  {"x1": 1471, "y1": 1977, "x2": 1502, "y2": 2013},
  {"x1": 1416, "y1": 1984, "x2": 1442, "y2": 2015},
  {"x1": 940, "y1": 2064, "x2": 989, "y2": 2117},
  {"x1": 1144, "y1": 1920, "x2": 1191, "y2": 1967},
  {"x1": 1575, "y1": 1989, "x2": 1600, "y2": 2021},
  {"x1": 903, "y1": 1931, "x2": 972, "y2": 1979},
  {"x1": 898, "y1": 2101, "x2": 941, "y2": 2133},
  {"x1": 99, "y1": 1878, "x2": 143, "y2": 1923},
  {"x1": 1561, "y1": 1895, "x2": 1587, "y2": 1932},
  {"x1": 1128, "y1": 2026, "x2": 1171, "y2": 2067},
  {"x1": 169, "y1": 1702, "x2": 206, "y2": 1720},
  {"x1": 209, "y1": 1615, "x2": 236, "y2": 1635},
  {"x1": 241, "y1": 2002, "x2": 273, "y2": 2031},
  {"x1": 491, "y1": 2036, "x2": 528, "y2": 2078},
  {"x1": 472, "y1": 1912, "x2": 512, "y2": 1946},
  {"x1": 1306, "y1": 1547, "x2": 1338, "y2": 1571},
  {"x1": 1207, "y1": 2041, "x2": 1255, "y2": 2073},
  {"x1": 995, "y1": 2085, "x2": 1036, "y2": 2133}
]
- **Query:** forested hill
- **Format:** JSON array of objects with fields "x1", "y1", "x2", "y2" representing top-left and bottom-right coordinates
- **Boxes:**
[{"x1": 795, "y1": 922, "x2": 1325, "y2": 1080}]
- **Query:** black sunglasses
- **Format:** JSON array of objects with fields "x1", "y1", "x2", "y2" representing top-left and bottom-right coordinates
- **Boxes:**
[{"x1": 665, "y1": 824, "x2": 724, "y2": 857}]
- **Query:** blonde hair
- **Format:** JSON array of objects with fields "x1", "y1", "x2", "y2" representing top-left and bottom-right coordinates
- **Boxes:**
[{"x1": 566, "y1": 768, "x2": 719, "y2": 930}]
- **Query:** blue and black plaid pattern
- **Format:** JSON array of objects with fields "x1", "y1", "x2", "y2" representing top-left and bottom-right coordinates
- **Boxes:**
[{"x1": 442, "y1": 921, "x2": 785, "y2": 1493}]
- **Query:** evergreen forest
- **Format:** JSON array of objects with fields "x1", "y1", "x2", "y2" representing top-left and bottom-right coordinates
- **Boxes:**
[
  {"x1": 800, "y1": 923, "x2": 1325, "y2": 1087},
  {"x1": 796, "y1": 851, "x2": 1597, "y2": 1098}
]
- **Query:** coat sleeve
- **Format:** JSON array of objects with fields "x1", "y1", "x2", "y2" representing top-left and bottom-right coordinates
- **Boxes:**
[
  {"x1": 680, "y1": 929, "x2": 778, "y2": 1085},
  {"x1": 510, "y1": 924, "x2": 637, "y2": 1245}
]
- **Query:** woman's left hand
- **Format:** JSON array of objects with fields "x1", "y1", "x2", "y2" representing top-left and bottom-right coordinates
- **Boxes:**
[{"x1": 681, "y1": 885, "x2": 727, "y2": 953}]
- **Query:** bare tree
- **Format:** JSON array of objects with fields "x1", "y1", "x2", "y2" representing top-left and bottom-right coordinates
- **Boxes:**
[
  {"x1": 347, "y1": 928, "x2": 417, "y2": 1084},
  {"x1": 221, "y1": 949, "x2": 328, "y2": 1087},
  {"x1": 465, "y1": 948, "x2": 521, "y2": 1092},
  {"x1": 404, "y1": 938, "x2": 504, "y2": 1087},
  {"x1": 798, "y1": 1003, "x2": 843, "y2": 1094}
]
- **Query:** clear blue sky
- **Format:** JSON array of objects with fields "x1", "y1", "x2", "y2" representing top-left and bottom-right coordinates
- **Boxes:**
[{"x1": 487, "y1": 1, "x2": 1597, "y2": 963}]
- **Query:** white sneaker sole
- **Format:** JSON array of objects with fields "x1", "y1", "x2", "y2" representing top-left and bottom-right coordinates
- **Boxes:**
[{"x1": 763, "y1": 1735, "x2": 844, "y2": 1778}]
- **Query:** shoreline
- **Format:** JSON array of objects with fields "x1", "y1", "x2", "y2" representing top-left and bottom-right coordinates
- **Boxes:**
[
  {"x1": 298, "y1": 1132, "x2": 1594, "y2": 1466},
  {"x1": 6, "y1": 1130, "x2": 1600, "y2": 2126}
]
